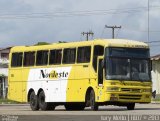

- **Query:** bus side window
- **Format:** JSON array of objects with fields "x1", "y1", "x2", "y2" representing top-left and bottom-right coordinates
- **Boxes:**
[
  {"x1": 93, "y1": 45, "x2": 104, "y2": 72},
  {"x1": 77, "y1": 46, "x2": 91, "y2": 63},
  {"x1": 36, "y1": 50, "x2": 48, "y2": 66},
  {"x1": 63, "y1": 48, "x2": 76, "y2": 64},
  {"x1": 23, "y1": 52, "x2": 35, "y2": 66},
  {"x1": 49, "y1": 49, "x2": 62, "y2": 65},
  {"x1": 11, "y1": 52, "x2": 23, "y2": 67}
]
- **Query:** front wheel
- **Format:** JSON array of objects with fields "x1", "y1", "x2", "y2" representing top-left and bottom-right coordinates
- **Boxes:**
[
  {"x1": 127, "y1": 103, "x2": 135, "y2": 110},
  {"x1": 29, "y1": 91, "x2": 39, "y2": 111},
  {"x1": 90, "y1": 90, "x2": 98, "y2": 111}
]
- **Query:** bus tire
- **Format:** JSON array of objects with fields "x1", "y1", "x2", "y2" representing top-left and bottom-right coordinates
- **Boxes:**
[
  {"x1": 127, "y1": 103, "x2": 135, "y2": 110},
  {"x1": 38, "y1": 91, "x2": 53, "y2": 111},
  {"x1": 90, "y1": 90, "x2": 98, "y2": 111},
  {"x1": 29, "y1": 91, "x2": 39, "y2": 111}
]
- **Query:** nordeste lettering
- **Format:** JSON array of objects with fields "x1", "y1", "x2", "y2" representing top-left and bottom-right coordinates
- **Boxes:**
[{"x1": 39, "y1": 69, "x2": 68, "y2": 79}]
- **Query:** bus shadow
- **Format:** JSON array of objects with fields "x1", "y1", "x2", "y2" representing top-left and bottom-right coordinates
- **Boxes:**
[
  {"x1": 23, "y1": 106, "x2": 160, "y2": 111},
  {"x1": 52, "y1": 107, "x2": 160, "y2": 111}
]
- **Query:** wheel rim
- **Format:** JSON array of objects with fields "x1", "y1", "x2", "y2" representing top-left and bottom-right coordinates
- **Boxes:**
[
  {"x1": 91, "y1": 97, "x2": 94, "y2": 106},
  {"x1": 40, "y1": 93, "x2": 45, "y2": 105},
  {"x1": 90, "y1": 91, "x2": 95, "y2": 107},
  {"x1": 30, "y1": 94, "x2": 36, "y2": 106}
]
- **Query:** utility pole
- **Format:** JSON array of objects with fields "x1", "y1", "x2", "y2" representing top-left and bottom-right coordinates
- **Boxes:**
[
  {"x1": 105, "y1": 25, "x2": 121, "y2": 39},
  {"x1": 148, "y1": 0, "x2": 150, "y2": 43},
  {"x1": 81, "y1": 31, "x2": 94, "y2": 41}
]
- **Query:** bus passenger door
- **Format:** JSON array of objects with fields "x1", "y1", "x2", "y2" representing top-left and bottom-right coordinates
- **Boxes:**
[{"x1": 97, "y1": 56, "x2": 104, "y2": 102}]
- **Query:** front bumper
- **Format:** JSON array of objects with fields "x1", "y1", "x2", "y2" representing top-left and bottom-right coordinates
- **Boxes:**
[{"x1": 104, "y1": 92, "x2": 151, "y2": 103}]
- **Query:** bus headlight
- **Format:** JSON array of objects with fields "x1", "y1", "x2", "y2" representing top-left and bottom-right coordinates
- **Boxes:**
[{"x1": 106, "y1": 87, "x2": 119, "y2": 91}]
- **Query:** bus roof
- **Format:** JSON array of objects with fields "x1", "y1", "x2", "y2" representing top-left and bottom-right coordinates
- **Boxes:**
[{"x1": 10, "y1": 39, "x2": 149, "y2": 52}]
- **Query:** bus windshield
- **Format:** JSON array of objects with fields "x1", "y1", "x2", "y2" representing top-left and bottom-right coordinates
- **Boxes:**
[{"x1": 106, "y1": 47, "x2": 151, "y2": 81}]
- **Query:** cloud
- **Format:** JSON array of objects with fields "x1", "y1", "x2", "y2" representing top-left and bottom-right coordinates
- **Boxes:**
[{"x1": 0, "y1": 0, "x2": 159, "y2": 55}]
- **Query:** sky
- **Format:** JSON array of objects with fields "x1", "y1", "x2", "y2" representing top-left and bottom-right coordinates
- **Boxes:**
[{"x1": 0, "y1": 0, "x2": 160, "y2": 55}]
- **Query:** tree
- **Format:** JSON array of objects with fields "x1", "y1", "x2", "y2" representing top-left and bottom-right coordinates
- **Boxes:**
[{"x1": 34, "y1": 42, "x2": 50, "y2": 46}]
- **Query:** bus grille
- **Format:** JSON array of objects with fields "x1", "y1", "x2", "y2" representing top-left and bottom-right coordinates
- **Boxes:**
[
  {"x1": 121, "y1": 88, "x2": 141, "y2": 93},
  {"x1": 119, "y1": 94, "x2": 142, "y2": 100}
]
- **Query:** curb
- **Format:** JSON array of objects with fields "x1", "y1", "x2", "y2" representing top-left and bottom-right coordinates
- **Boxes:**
[{"x1": 151, "y1": 101, "x2": 160, "y2": 104}]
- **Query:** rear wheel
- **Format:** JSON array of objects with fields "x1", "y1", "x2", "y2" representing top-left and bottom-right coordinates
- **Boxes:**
[
  {"x1": 29, "y1": 91, "x2": 39, "y2": 111},
  {"x1": 38, "y1": 91, "x2": 55, "y2": 111},
  {"x1": 90, "y1": 90, "x2": 98, "y2": 111},
  {"x1": 127, "y1": 103, "x2": 135, "y2": 110}
]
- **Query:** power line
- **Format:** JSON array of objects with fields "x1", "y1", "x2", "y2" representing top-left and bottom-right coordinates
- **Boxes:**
[
  {"x1": 1, "y1": 6, "x2": 159, "y2": 15},
  {"x1": 0, "y1": 7, "x2": 149, "y2": 14},
  {"x1": 100, "y1": 27, "x2": 105, "y2": 38},
  {"x1": 150, "y1": 44, "x2": 160, "y2": 47},
  {"x1": 0, "y1": 6, "x2": 159, "y2": 19},
  {"x1": 122, "y1": 27, "x2": 160, "y2": 33},
  {"x1": 115, "y1": 27, "x2": 121, "y2": 38},
  {"x1": 145, "y1": 40, "x2": 160, "y2": 43}
]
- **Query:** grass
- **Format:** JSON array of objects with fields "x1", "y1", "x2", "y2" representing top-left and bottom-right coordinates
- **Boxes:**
[
  {"x1": 0, "y1": 98, "x2": 19, "y2": 104},
  {"x1": 152, "y1": 98, "x2": 160, "y2": 102}
]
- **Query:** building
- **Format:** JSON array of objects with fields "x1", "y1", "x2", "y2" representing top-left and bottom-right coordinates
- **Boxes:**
[
  {"x1": 0, "y1": 47, "x2": 11, "y2": 98},
  {"x1": 151, "y1": 54, "x2": 160, "y2": 97}
]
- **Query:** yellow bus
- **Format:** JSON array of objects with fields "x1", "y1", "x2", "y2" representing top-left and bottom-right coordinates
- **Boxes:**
[{"x1": 8, "y1": 39, "x2": 152, "y2": 111}]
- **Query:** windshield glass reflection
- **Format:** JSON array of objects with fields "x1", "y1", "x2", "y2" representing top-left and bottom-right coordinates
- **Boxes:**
[{"x1": 106, "y1": 58, "x2": 150, "y2": 81}]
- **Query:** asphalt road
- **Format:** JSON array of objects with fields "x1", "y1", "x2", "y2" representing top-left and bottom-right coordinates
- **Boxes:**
[{"x1": 0, "y1": 103, "x2": 160, "y2": 121}]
